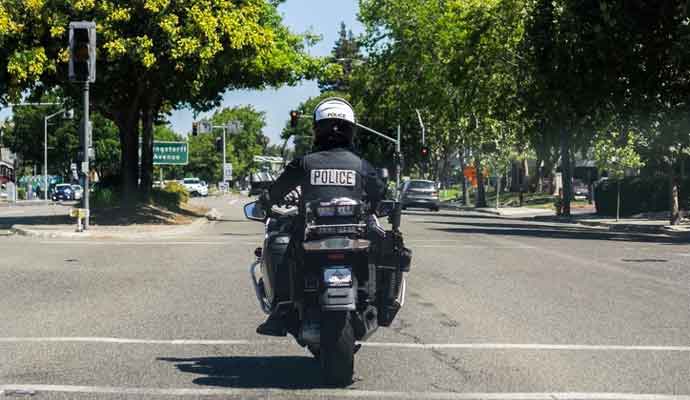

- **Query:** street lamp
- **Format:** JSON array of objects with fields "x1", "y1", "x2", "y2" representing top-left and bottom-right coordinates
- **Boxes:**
[{"x1": 43, "y1": 108, "x2": 73, "y2": 200}]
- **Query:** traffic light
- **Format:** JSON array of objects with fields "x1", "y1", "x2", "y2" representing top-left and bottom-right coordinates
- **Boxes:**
[
  {"x1": 68, "y1": 22, "x2": 96, "y2": 83},
  {"x1": 192, "y1": 122, "x2": 198, "y2": 136},
  {"x1": 215, "y1": 136, "x2": 223, "y2": 152},
  {"x1": 421, "y1": 146, "x2": 430, "y2": 159},
  {"x1": 290, "y1": 110, "x2": 300, "y2": 128}
]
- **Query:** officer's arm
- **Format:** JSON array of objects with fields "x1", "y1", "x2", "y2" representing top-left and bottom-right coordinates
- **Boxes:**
[
  {"x1": 363, "y1": 161, "x2": 386, "y2": 208},
  {"x1": 266, "y1": 158, "x2": 304, "y2": 206}
]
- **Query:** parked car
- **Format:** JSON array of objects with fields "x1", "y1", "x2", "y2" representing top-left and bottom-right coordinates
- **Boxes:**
[
  {"x1": 71, "y1": 185, "x2": 84, "y2": 200},
  {"x1": 572, "y1": 179, "x2": 590, "y2": 200},
  {"x1": 51, "y1": 184, "x2": 74, "y2": 201},
  {"x1": 400, "y1": 179, "x2": 440, "y2": 211},
  {"x1": 181, "y1": 178, "x2": 208, "y2": 197}
]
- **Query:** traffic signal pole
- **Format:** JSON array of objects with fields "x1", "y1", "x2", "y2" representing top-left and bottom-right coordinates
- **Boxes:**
[{"x1": 82, "y1": 81, "x2": 90, "y2": 230}]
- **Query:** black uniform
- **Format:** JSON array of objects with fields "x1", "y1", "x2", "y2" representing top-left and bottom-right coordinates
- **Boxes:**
[
  {"x1": 267, "y1": 147, "x2": 385, "y2": 212},
  {"x1": 256, "y1": 146, "x2": 385, "y2": 336}
]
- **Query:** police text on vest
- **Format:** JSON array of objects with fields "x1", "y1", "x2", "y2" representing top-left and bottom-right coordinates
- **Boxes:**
[{"x1": 310, "y1": 169, "x2": 356, "y2": 186}]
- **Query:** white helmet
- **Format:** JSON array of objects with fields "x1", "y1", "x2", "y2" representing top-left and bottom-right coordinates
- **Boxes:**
[{"x1": 312, "y1": 97, "x2": 356, "y2": 149}]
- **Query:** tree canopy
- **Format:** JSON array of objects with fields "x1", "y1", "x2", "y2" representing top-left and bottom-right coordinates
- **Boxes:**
[{"x1": 0, "y1": 0, "x2": 322, "y2": 201}]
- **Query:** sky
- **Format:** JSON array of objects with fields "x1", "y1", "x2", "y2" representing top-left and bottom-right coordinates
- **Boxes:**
[
  {"x1": 0, "y1": 1, "x2": 364, "y2": 145},
  {"x1": 168, "y1": 0, "x2": 364, "y2": 144}
]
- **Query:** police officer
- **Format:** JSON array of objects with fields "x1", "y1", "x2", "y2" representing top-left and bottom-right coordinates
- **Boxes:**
[{"x1": 256, "y1": 97, "x2": 386, "y2": 336}]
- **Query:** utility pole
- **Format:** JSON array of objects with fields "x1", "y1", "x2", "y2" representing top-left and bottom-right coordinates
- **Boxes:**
[{"x1": 69, "y1": 21, "x2": 96, "y2": 230}]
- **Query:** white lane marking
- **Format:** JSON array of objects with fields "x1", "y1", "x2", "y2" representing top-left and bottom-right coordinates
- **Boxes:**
[
  {"x1": 228, "y1": 199, "x2": 239, "y2": 206},
  {"x1": 413, "y1": 245, "x2": 535, "y2": 249},
  {"x1": 1, "y1": 386, "x2": 688, "y2": 400},
  {"x1": 0, "y1": 337, "x2": 259, "y2": 345},
  {"x1": 38, "y1": 240, "x2": 256, "y2": 246},
  {"x1": 362, "y1": 342, "x2": 690, "y2": 352},
  {"x1": 1, "y1": 337, "x2": 690, "y2": 352}
]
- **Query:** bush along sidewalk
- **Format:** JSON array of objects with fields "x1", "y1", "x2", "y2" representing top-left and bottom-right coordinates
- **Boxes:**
[{"x1": 594, "y1": 177, "x2": 689, "y2": 217}]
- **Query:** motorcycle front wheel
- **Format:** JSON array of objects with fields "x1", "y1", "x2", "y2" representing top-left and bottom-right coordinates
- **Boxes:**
[{"x1": 320, "y1": 311, "x2": 354, "y2": 386}]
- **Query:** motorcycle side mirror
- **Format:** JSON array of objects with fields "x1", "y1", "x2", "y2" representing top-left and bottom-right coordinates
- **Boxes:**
[
  {"x1": 244, "y1": 201, "x2": 267, "y2": 222},
  {"x1": 376, "y1": 200, "x2": 396, "y2": 217}
]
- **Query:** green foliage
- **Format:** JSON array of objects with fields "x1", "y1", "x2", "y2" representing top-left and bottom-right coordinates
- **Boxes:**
[
  {"x1": 595, "y1": 177, "x2": 690, "y2": 217},
  {"x1": 151, "y1": 180, "x2": 189, "y2": 209},
  {"x1": 16, "y1": 186, "x2": 26, "y2": 200},
  {"x1": 318, "y1": 22, "x2": 362, "y2": 93},
  {"x1": 3, "y1": 94, "x2": 120, "y2": 178},
  {"x1": 92, "y1": 187, "x2": 119, "y2": 209},
  {"x1": 209, "y1": 105, "x2": 268, "y2": 179},
  {"x1": 592, "y1": 131, "x2": 644, "y2": 179},
  {"x1": 0, "y1": 0, "x2": 322, "y2": 196}
]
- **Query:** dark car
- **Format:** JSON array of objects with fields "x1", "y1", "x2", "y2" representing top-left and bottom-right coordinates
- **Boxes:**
[
  {"x1": 572, "y1": 179, "x2": 590, "y2": 200},
  {"x1": 401, "y1": 179, "x2": 440, "y2": 211},
  {"x1": 51, "y1": 184, "x2": 74, "y2": 201}
]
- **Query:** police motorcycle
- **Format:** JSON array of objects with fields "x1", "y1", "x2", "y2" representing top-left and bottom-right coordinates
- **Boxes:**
[{"x1": 244, "y1": 171, "x2": 411, "y2": 385}]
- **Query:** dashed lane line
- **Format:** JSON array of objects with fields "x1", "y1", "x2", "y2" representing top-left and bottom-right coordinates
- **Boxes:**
[
  {"x1": 1, "y1": 385, "x2": 688, "y2": 399},
  {"x1": 1, "y1": 337, "x2": 689, "y2": 352}
]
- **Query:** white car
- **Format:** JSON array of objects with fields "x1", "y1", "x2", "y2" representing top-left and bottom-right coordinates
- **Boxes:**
[
  {"x1": 71, "y1": 185, "x2": 84, "y2": 200},
  {"x1": 181, "y1": 178, "x2": 208, "y2": 197}
]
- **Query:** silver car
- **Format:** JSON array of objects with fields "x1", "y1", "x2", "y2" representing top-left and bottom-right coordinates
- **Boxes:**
[{"x1": 401, "y1": 180, "x2": 440, "y2": 211}]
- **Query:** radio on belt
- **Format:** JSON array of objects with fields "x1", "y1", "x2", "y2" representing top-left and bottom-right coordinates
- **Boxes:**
[{"x1": 310, "y1": 169, "x2": 356, "y2": 186}]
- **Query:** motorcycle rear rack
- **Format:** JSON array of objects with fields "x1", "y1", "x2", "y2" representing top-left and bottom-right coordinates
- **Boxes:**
[{"x1": 250, "y1": 261, "x2": 272, "y2": 315}]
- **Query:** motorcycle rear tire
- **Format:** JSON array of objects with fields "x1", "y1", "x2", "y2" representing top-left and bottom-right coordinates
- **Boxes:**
[{"x1": 320, "y1": 311, "x2": 355, "y2": 386}]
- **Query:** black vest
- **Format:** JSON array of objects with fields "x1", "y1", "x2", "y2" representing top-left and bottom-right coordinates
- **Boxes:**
[{"x1": 301, "y1": 148, "x2": 365, "y2": 207}]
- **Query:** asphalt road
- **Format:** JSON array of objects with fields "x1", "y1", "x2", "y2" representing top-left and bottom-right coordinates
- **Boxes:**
[{"x1": 1, "y1": 196, "x2": 689, "y2": 399}]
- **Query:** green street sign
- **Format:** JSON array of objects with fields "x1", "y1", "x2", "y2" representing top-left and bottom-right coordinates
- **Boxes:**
[{"x1": 153, "y1": 141, "x2": 188, "y2": 165}]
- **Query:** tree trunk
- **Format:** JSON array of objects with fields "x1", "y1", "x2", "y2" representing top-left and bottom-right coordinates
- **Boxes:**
[
  {"x1": 559, "y1": 126, "x2": 572, "y2": 217},
  {"x1": 536, "y1": 157, "x2": 543, "y2": 193},
  {"x1": 140, "y1": 106, "x2": 154, "y2": 199},
  {"x1": 115, "y1": 112, "x2": 140, "y2": 206},
  {"x1": 670, "y1": 163, "x2": 680, "y2": 225},
  {"x1": 475, "y1": 156, "x2": 487, "y2": 208}
]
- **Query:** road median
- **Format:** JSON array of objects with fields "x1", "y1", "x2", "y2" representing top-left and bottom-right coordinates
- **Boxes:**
[{"x1": 10, "y1": 217, "x2": 209, "y2": 240}]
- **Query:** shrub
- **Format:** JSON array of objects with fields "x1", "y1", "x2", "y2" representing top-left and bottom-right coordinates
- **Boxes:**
[
  {"x1": 150, "y1": 181, "x2": 189, "y2": 209},
  {"x1": 17, "y1": 187, "x2": 26, "y2": 200},
  {"x1": 594, "y1": 177, "x2": 690, "y2": 217},
  {"x1": 92, "y1": 187, "x2": 119, "y2": 209}
]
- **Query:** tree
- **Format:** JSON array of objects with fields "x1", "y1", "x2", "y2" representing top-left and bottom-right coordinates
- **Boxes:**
[
  {"x1": 3, "y1": 97, "x2": 119, "y2": 180},
  {"x1": 592, "y1": 130, "x2": 643, "y2": 221},
  {"x1": 0, "y1": 0, "x2": 321, "y2": 203},
  {"x1": 208, "y1": 105, "x2": 269, "y2": 181},
  {"x1": 318, "y1": 22, "x2": 362, "y2": 93}
]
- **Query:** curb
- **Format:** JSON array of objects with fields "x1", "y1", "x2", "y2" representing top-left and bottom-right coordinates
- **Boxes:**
[
  {"x1": 10, "y1": 217, "x2": 209, "y2": 240},
  {"x1": 439, "y1": 203, "x2": 554, "y2": 217}
]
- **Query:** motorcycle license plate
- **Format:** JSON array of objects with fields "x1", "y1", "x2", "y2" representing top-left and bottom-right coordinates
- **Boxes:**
[{"x1": 323, "y1": 267, "x2": 352, "y2": 287}]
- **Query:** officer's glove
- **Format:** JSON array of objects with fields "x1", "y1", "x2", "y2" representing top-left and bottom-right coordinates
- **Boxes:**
[{"x1": 258, "y1": 190, "x2": 272, "y2": 212}]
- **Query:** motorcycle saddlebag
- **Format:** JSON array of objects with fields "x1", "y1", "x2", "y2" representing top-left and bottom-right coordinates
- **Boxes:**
[{"x1": 377, "y1": 233, "x2": 413, "y2": 273}]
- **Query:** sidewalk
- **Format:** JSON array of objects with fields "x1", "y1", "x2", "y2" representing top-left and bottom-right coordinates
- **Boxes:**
[
  {"x1": 440, "y1": 201, "x2": 589, "y2": 217},
  {"x1": 534, "y1": 213, "x2": 690, "y2": 238},
  {"x1": 11, "y1": 217, "x2": 210, "y2": 239},
  {"x1": 0, "y1": 200, "x2": 53, "y2": 207}
]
